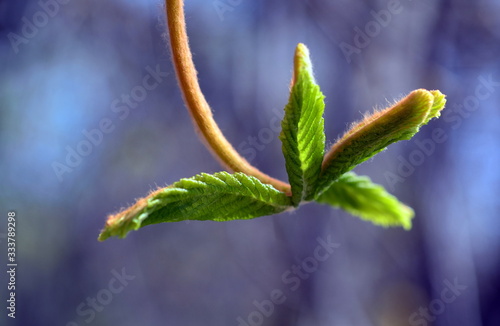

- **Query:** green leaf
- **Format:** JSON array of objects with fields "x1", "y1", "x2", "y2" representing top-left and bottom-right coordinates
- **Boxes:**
[
  {"x1": 316, "y1": 172, "x2": 414, "y2": 229},
  {"x1": 427, "y1": 90, "x2": 446, "y2": 123},
  {"x1": 98, "y1": 172, "x2": 293, "y2": 241},
  {"x1": 317, "y1": 89, "x2": 446, "y2": 195},
  {"x1": 280, "y1": 43, "x2": 325, "y2": 205}
]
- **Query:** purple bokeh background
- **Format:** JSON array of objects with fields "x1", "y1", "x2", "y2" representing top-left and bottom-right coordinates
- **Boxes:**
[{"x1": 1, "y1": 0, "x2": 499, "y2": 325}]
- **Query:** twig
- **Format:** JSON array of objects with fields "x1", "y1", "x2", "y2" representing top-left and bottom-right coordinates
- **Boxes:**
[{"x1": 165, "y1": 0, "x2": 290, "y2": 194}]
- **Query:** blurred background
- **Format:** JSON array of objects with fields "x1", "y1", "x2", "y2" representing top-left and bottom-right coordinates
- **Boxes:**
[{"x1": 1, "y1": 0, "x2": 499, "y2": 325}]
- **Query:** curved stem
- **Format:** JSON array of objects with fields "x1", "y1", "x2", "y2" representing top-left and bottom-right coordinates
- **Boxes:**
[{"x1": 165, "y1": 0, "x2": 290, "y2": 194}]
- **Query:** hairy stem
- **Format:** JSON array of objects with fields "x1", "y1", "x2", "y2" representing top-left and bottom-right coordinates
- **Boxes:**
[{"x1": 165, "y1": 0, "x2": 290, "y2": 194}]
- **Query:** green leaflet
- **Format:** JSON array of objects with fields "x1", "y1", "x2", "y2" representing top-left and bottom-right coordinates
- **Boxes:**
[
  {"x1": 98, "y1": 172, "x2": 293, "y2": 241},
  {"x1": 280, "y1": 43, "x2": 325, "y2": 205},
  {"x1": 316, "y1": 172, "x2": 414, "y2": 229},
  {"x1": 317, "y1": 89, "x2": 446, "y2": 196},
  {"x1": 427, "y1": 90, "x2": 446, "y2": 123}
]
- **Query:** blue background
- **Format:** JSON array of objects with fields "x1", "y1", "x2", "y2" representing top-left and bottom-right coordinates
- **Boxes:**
[{"x1": 1, "y1": 0, "x2": 499, "y2": 325}]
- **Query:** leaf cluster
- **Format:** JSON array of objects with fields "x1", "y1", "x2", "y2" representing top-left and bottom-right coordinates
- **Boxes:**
[{"x1": 99, "y1": 44, "x2": 446, "y2": 241}]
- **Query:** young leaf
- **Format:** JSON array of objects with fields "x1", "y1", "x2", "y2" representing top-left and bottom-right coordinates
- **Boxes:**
[
  {"x1": 427, "y1": 90, "x2": 446, "y2": 123},
  {"x1": 316, "y1": 172, "x2": 414, "y2": 229},
  {"x1": 280, "y1": 43, "x2": 325, "y2": 205},
  {"x1": 98, "y1": 172, "x2": 293, "y2": 241},
  {"x1": 317, "y1": 89, "x2": 446, "y2": 195}
]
